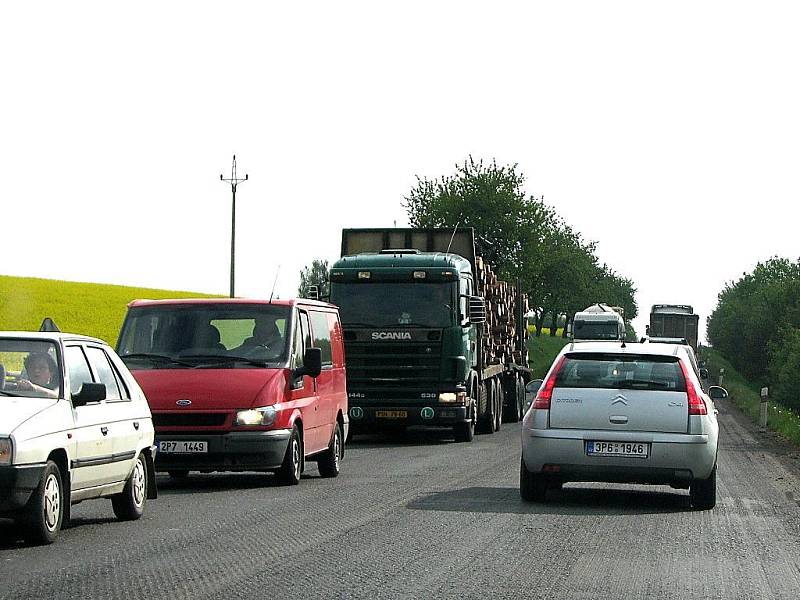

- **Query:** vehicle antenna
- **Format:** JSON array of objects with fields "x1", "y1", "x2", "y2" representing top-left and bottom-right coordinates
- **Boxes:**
[
  {"x1": 445, "y1": 218, "x2": 462, "y2": 258},
  {"x1": 269, "y1": 266, "x2": 281, "y2": 304}
]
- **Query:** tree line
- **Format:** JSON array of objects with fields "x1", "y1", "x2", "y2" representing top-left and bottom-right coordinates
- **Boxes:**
[
  {"x1": 707, "y1": 256, "x2": 800, "y2": 412},
  {"x1": 404, "y1": 157, "x2": 637, "y2": 336},
  {"x1": 299, "y1": 157, "x2": 637, "y2": 336}
]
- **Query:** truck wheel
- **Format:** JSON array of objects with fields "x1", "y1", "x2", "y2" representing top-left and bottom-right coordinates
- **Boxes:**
[
  {"x1": 318, "y1": 422, "x2": 343, "y2": 478},
  {"x1": 520, "y1": 458, "x2": 547, "y2": 502},
  {"x1": 453, "y1": 414, "x2": 475, "y2": 443},
  {"x1": 24, "y1": 460, "x2": 64, "y2": 545},
  {"x1": 276, "y1": 426, "x2": 303, "y2": 485},
  {"x1": 504, "y1": 375, "x2": 523, "y2": 423},
  {"x1": 112, "y1": 453, "x2": 148, "y2": 521},
  {"x1": 477, "y1": 382, "x2": 493, "y2": 434},
  {"x1": 493, "y1": 379, "x2": 503, "y2": 432}
]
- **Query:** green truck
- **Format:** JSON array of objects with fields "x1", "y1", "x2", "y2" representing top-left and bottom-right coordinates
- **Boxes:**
[{"x1": 329, "y1": 228, "x2": 530, "y2": 442}]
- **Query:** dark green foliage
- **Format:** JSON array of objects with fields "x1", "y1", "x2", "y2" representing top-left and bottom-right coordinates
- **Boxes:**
[
  {"x1": 707, "y1": 256, "x2": 800, "y2": 411},
  {"x1": 298, "y1": 259, "x2": 329, "y2": 299},
  {"x1": 404, "y1": 157, "x2": 637, "y2": 336}
]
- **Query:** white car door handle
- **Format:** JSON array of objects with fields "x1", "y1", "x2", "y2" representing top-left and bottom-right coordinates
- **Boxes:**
[{"x1": 100, "y1": 426, "x2": 109, "y2": 436}]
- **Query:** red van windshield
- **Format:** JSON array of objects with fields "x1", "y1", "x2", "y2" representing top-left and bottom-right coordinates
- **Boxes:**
[{"x1": 117, "y1": 304, "x2": 291, "y2": 368}]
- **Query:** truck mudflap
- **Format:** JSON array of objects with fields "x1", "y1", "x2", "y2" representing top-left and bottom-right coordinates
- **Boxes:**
[{"x1": 348, "y1": 404, "x2": 469, "y2": 430}]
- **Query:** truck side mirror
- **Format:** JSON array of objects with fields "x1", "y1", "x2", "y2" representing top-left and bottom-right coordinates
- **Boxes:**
[
  {"x1": 72, "y1": 382, "x2": 107, "y2": 407},
  {"x1": 293, "y1": 348, "x2": 322, "y2": 380},
  {"x1": 468, "y1": 296, "x2": 486, "y2": 324},
  {"x1": 305, "y1": 285, "x2": 320, "y2": 301}
]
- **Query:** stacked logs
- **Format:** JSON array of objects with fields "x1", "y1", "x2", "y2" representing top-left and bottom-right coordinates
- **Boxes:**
[{"x1": 475, "y1": 256, "x2": 530, "y2": 366}]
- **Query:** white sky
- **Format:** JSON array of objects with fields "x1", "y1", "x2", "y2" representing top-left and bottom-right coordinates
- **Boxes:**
[{"x1": 2, "y1": 1, "x2": 799, "y2": 341}]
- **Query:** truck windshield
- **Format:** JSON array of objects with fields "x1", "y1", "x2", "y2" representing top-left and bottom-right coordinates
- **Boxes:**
[
  {"x1": 117, "y1": 304, "x2": 291, "y2": 369},
  {"x1": 573, "y1": 320, "x2": 620, "y2": 340},
  {"x1": 330, "y1": 282, "x2": 455, "y2": 328}
]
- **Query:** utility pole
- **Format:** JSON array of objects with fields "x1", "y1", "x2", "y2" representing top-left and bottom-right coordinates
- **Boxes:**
[{"x1": 220, "y1": 155, "x2": 248, "y2": 297}]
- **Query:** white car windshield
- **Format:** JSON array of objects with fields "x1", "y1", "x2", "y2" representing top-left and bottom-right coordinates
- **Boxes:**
[{"x1": 0, "y1": 339, "x2": 62, "y2": 398}]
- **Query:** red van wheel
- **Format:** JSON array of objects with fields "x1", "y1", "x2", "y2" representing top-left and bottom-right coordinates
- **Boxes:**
[{"x1": 277, "y1": 426, "x2": 302, "y2": 485}]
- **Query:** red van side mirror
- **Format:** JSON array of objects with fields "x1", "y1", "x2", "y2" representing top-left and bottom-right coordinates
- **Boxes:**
[{"x1": 294, "y1": 348, "x2": 322, "y2": 379}]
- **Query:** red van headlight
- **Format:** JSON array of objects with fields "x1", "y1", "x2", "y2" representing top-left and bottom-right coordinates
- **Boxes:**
[{"x1": 235, "y1": 406, "x2": 277, "y2": 426}]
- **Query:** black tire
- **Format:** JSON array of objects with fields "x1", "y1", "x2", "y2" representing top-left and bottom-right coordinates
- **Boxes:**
[
  {"x1": 690, "y1": 464, "x2": 717, "y2": 510},
  {"x1": 504, "y1": 375, "x2": 523, "y2": 423},
  {"x1": 167, "y1": 470, "x2": 189, "y2": 479},
  {"x1": 477, "y1": 381, "x2": 495, "y2": 434},
  {"x1": 24, "y1": 460, "x2": 64, "y2": 545},
  {"x1": 454, "y1": 382, "x2": 477, "y2": 442},
  {"x1": 112, "y1": 453, "x2": 148, "y2": 521},
  {"x1": 318, "y1": 422, "x2": 343, "y2": 478},
  {"x1": 453, "y1": 418, "x2": 475, "y2": 443},
  {"x1": 520, "y1": 458, "x2": 547, "y2": 502},
  {"x1": 276, "y1": 426, "x2": 303, "y2": 485},
  {"x1": 493, "y1": 380, "x2": 503, "y2": 432}
]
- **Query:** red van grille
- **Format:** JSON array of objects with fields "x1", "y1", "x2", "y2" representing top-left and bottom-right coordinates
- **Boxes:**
[{"x1": 153, "y1": 412, "x2": 228, "y2": 427}]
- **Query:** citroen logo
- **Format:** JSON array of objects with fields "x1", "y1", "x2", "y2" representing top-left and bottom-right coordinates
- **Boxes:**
[
  {"x1": 176, "y1": 399, "x2": 192, "y2": 406},
  {"x1": 611, "y1": 394, "x2": 628, "y2": 406}
]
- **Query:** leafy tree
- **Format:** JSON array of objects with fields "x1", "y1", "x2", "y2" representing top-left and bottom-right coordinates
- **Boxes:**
[
  {"x1": 298, "y1": 259, "x2": 329, "y2": 298},
  {"x1": 404, "y1": 156, "x2": 637, "y2": 338}
]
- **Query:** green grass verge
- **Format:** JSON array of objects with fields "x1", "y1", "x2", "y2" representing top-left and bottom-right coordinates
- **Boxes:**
[
  {"x1": 527, "y1": 334, "x2": 569, "y2": 379},
  {"x1": 0, "y1": 275, "x2": 219, "y2": 347},
  {"x1": 705, "y1": 348, "x2": 800, "y2": 447}
]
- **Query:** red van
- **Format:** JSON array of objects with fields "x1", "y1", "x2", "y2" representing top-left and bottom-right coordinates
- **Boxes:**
[{"x1": 115, "y1": 298, "x2": 348, "y2": 485}]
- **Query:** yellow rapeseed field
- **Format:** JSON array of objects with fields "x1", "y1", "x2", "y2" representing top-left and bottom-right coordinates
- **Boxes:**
[{"x1": 0, "y1": 275, "x2": 219, "y2": 347}]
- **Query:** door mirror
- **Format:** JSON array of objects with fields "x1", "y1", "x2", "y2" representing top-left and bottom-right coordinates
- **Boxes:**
[
  {"x1": 708, "y1": 386, "x2": 728, "y2": 400},
  {"x1": 293, "y1": 347, "x2": 322, "y2": 380},
  {"x1": 468, "y1": 296, "x2": 486, "y2": 324},
  {"x1": 72, "y1": 382, "x2": 106, "y2": 407}
]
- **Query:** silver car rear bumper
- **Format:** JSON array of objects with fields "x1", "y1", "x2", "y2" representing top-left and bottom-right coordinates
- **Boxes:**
[{"x1": 522, "y1": 427, "x2": 717, "y2": 482}]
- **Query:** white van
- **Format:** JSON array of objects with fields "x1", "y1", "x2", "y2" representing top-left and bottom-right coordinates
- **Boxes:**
[{"x1": 572, "y1": 305, "x2": 626, "y2": 341}]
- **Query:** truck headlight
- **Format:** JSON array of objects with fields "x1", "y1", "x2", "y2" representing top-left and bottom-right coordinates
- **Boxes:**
[
  {"x1": 438, "y1": 392, "x2": 466, "y2": 404},
  {"x1": 0, "y1": 438, "x2": 12, "y2": 465},
  {"x1": 235, "y1": 406, "x2": 277, "y2": 426}
]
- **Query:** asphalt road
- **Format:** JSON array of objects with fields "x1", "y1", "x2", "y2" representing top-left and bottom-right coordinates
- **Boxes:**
[{"x1": 2, "y1": 400, "x2": 800, "y2": 600}]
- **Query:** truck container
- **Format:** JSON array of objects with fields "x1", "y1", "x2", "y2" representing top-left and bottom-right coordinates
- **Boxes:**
[
  {"x1": 329, "y1": 228, "x2": 531, "y2": 442},
  {"x1": 648, "y1": 304, "x2": 699, "y2": 351}
]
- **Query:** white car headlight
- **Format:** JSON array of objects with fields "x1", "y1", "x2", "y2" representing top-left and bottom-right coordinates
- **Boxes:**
[
  {"x1": 0, "y1": 438, "x2": 12, "y2": 465},
  {"x1": 235, "y1": 406, "x2": 277, "y2": 426}
]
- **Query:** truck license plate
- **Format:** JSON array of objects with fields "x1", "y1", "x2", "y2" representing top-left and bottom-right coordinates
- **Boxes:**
[
  {"x1": 159, "y1": 441, "x2": 208, "y2": 453},
  {"x1": 586, "y1": 441, "x2": 649, "y2": 458},
  {"x1": 376, "y1": 410, "x2": 407, "y2": 419}
]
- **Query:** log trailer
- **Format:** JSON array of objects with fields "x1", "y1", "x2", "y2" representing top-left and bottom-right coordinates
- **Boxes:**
[{"x1": 329, "y1": 228, "x2": 531, "y2": 442}]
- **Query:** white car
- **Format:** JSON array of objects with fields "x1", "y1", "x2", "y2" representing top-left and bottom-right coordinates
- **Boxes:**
[
  {"x1": 521, "y1": 341, "x2": 723, "y2": 509},
  {"x1": 0, "y1": 331, "x2": 156, "y2": 544}
]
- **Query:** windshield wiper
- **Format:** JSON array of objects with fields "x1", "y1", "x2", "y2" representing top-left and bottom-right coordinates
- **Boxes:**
[
  {"x1": 121, "y1": 353, "x2": 194, "y2": 367},
  {"x1": 0, "y1": 389, "x2": 23, "y2": 397},
  {"x1": 178, "y1": 354, "x2": 269, "y2": 368}
]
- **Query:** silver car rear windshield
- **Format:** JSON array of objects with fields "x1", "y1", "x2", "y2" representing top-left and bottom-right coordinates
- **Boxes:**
[{"x1": 555, "y1": 353, "x2": 686, "y2": 392}]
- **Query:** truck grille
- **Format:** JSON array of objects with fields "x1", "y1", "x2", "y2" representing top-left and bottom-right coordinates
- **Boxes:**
[{"x1": 345, "y1": 341, "x2": 442, "y2": 389}]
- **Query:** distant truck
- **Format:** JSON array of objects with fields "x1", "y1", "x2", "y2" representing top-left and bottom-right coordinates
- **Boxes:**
[
  {"x1": 648, "y1": 304, "x2": 699, "y2": 351},
  {"x1": 329, "y1": 228, "x2": 531, "y2": 442},
  {"x1": 572, "y1": 304, "x2": 626, "y2": 341}
]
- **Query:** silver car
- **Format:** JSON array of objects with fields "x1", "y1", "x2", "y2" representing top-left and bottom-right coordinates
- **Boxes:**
[{"x1": 520, "y1": 342, "x2": 724, "y2": 509}]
